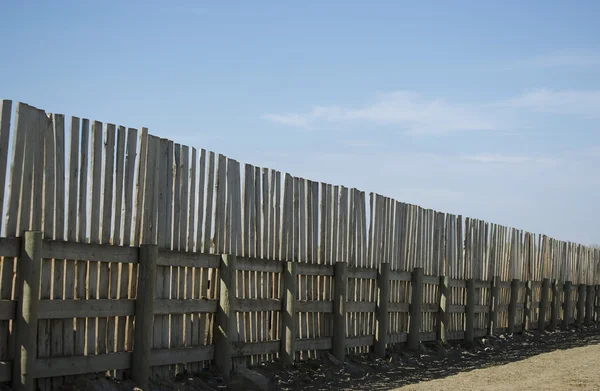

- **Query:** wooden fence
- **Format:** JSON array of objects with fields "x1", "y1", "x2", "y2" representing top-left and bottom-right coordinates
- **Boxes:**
[{"x1": 0, "y1": 99, "x2": 599, "y2": 390}]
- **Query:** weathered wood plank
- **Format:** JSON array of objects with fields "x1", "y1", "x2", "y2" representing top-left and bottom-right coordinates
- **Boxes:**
[
  {"x1": 348, "y1": 266, "x2": 377, "y2": 280},
  {"x1": 153, "y1": 299, "x2": 217, "y2": 315},
  {"x1": 390, "y1": 270, "x2": 412, "y2": 282},
  {"x1": 0, "y1": 360, "x2": 11, "y2": 382},
  {"x1": 448, "y1": 278, "x2": 467, "y2": 288},
  {"x1": 423, "y1": 275, "x2": 439, "y2": 285},
  {"x1": 388, "y1": 302, "x2": 409, "y2": 313},
  {"x1": 295, "y1": 300, "x2": 333, "y2": 313},
  {"x1": 0, "y1": 238, "x2": 20, "y2": 257},
  {"x1": 34, "y1": 352, "x2": 132, "y2": 378},
  {"x1": 156, "y1": 250, "x2": 219, "y2": 268},
  {"x1": 0, "y1": 300, "x2": 15, "y2": 320},
  {"x1": 233, "y1": 298, "x2": 281, "y2": 312},
  {"x1": 232, "y1": 341, "x2": 279, "y2": 357},
  {"x1": 0, "y1": 100, "x2": 11, "y2": 226},
  {"x1": 296, "y1": 263, "x2": 334, "y2": 276},
  {"x1": 42, "y1": 240, "x2": 139, "y2": 263},
  {"x1": 38, "y1": 299, "x2": 136, "y2": 319},
  {"x1": 236, "y1": 257, "x2": 282, "y2": 273},
  {"x1": 150, "y1": 346, "x2": 214, "y2": 367},
  {"x1": 296, "y1": 337, "x2": 332, "y2": 352},
  {"x1": 346, "y1": 301, "x2": 377, "y2": 313},
  {"x1": 346, "y1": 335, "x2": 374, "y2": 348}
]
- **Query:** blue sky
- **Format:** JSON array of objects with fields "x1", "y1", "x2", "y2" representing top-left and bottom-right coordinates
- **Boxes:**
[{"x1": 1, "y1": 1, "x2": 599, "y2": 244}]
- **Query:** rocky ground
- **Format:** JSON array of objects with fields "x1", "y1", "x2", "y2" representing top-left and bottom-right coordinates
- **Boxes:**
[{"x1": 55, "y1": 323, "x2": 600, "y2": 391}]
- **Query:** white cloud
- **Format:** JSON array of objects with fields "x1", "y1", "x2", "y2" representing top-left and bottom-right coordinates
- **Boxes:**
[
  {"x1": 262, "y1": 91, "x2": 499, "y2": 134},
  {"x1": 504, "y1": 88, "x2": 600, "y2": 118}
]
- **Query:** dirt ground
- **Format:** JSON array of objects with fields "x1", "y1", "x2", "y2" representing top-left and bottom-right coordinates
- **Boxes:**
[
  {"x1": 395, "y1": 343, "x2": 600, "y2": 390},
  {"x1": 54, "y1": 324, "x2": 600, "y2": 391}
]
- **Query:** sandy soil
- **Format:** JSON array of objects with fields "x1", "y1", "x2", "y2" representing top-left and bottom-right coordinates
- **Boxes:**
[{"x1": 395, "y1": 343, "x2": 600, "y2": 391}]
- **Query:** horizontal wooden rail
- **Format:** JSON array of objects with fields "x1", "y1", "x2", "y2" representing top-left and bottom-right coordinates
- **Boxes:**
[
  {"x1": 42, "y1": 240, "x2": 139, "y2": 263},
  {"x1": 0, "y1": 237, "x2": 20, "y2": 257},
  {"x1": 421, "y1": 332, "x2": 436, "y2": 341},
  {"x1": 154, "y1": 299, "x2": 217, "y2": 315},
  {"x1": 0, "y1": 361, "x2": 11, "y2": 382},
  {"x1": 296, "y1": 337, "x2": 332, "y2": 351},
  {"x1": 233, "y1": 298, "x2": 281, "y2": 312},
  {"x1": 157, "y1": 249, "x2": 219, "y2": 268},
  {"x1": 423, "y1": 275, "x2": 439, "y2": 285},
  {"x1": 150, "y1": 346, "x2": 214, "y2": 366},
  {"x1": 449, "y1": 304, "x2": 465, "y2": 313},
  {"x1": 236, "y1": 257, "x2": 282, "y2": 273},
  {"x1": 296, "y1": 263, "x2": 334, "y2": 276},
  {"x1": 475, "y1": 305, "x2": 489, "y2": 313},
  {"x1": 347, "y1": 301, "x2": 377, "y2": 313},
  {"x1": 390, "y1": 270, "x2": 412, "y2": 282},
  {"x1": 296, "y1": 300, "x2": 333, "y2": 313},
  {"x1": 389, "y1": 302, "x2": 410, "y2": 312},
  {"x1": 387, "y1": 332, "x2": 408, "y2": 344},
  {"x1": 0, "y1": 300, "x2": 15, "y2": 320},
  {"x1": 474, "y1": 280, "x2": 491, "y2": 289},
  {"x1": 34, "y1": 352, "x2": 132, "y2": 378},
  {"x1": 38, "y1": 299, "x2": 135, "y2": 319},
  {"x1": 346, "y1": 335, "x2": 374, "y2": 348},
  {"x1": 449, "y1": 278, "x2": 467, "y2": 288},
  {"x1": 348, "y1": 266, "x2": 377, "y2": 280},
  {"x1": 232, "y1": 341, "x2": 279, "y2": 357}
]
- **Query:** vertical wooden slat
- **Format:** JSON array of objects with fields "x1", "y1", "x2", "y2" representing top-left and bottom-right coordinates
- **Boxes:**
[
  {"x1": 74, "y1": 119, "x2": 89, "y2": 357},
  {"x1": 274, "y1": 172, "x2": 281, "y2": 261},
  {"x1": 2, "y1": 102, "x2": 28, "y2": 365},
  {"x1": 254, "y1": 166, "x2": 262, "y2": 258},
  {"x1": 153, "y1": 138, "x2": 169, "y2": 378},
  {"x1": 86, "y1": 120, "x2": 103, "y2": 358},
  {"x1": 195, "y1": 149, "x2": 206, "y2": 252},
  {"x1": 64, "y1": 116, "x2": 79, "y2": 365},
  {"x1": 243, "y1": 164, "x2": 253, "y2": 258},
  {"x1": 262, "y1": 168, "x2": 269, "y2": 260},
  {"x1": 122, "y1": 128, "x2": 138, "y2": 353},
  {"x1": 214, "y1": 154, "x2": 227, "y2": 254},
  {"x1": 51, "y1": 114, "x2": 66, "y2": 388},
  {"x1": 99, "y1": 124, "x2": 115, "y2": 359},
  {"x1": 133, "y1": 128, "x2": 148, "y2": 246},
  {"x1": 203, "y1": 151, "x2": 215, "y2": 254},
  {"x1": 39, "y1": 111, "x2": 55, "y2": 390}
]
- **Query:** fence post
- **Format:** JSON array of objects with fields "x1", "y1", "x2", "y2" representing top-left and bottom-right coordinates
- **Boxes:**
[
  {"x1": 408, "y1": 268, "x2": 423, "y2": 350},
  {"x1": 563, "y1": 281, "x2": 572, "y2": 328},
  {"x1": 214, "y1": 254, "x2": 237, "y2": 379},
  {"x1": 465, "y1": 279, "x2": 475, "y2": 345},
  {"x1": 523, "y1": 280, "x2": 533, "y2": 332},
  {"x1": 576, "y1": 284, "x2": 586, "y2": 326},
  {"x1": 538, "y1": 278, "x2": 550, "y2": 331},
  {"x1": 488, "y1": 276, "x2": 500, "y2": 335},
  {"x1": 507, "y1": 279, "x2": 520, "y2": 334},
  {"x1": 333, "y1": 261, "x2": 347, "y2": 361},
  {"x1": 374, "y1": 262, "x2": 390, "y2": 357},
  {"x1": 550, "y1": 279, "x2": 560, "y2": 329},
  {"x1": 596, "y1": 285, "x2": 600, "y2": 322},
  {"x1": 280, "y1": 261, "x2": 297, "y2": 363},
  {"x1": 13, "y1": 231, "x2": 42, "y2": 391},
  {"x1": 131, "y1": 244, "x2": 158, "y2": 388},
  {"x1": 587, "y1": 285, "x2": 596, "y2": 324},
  {"x1": 437, "y1": 276, "x2": 450, "y2": 344}
]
